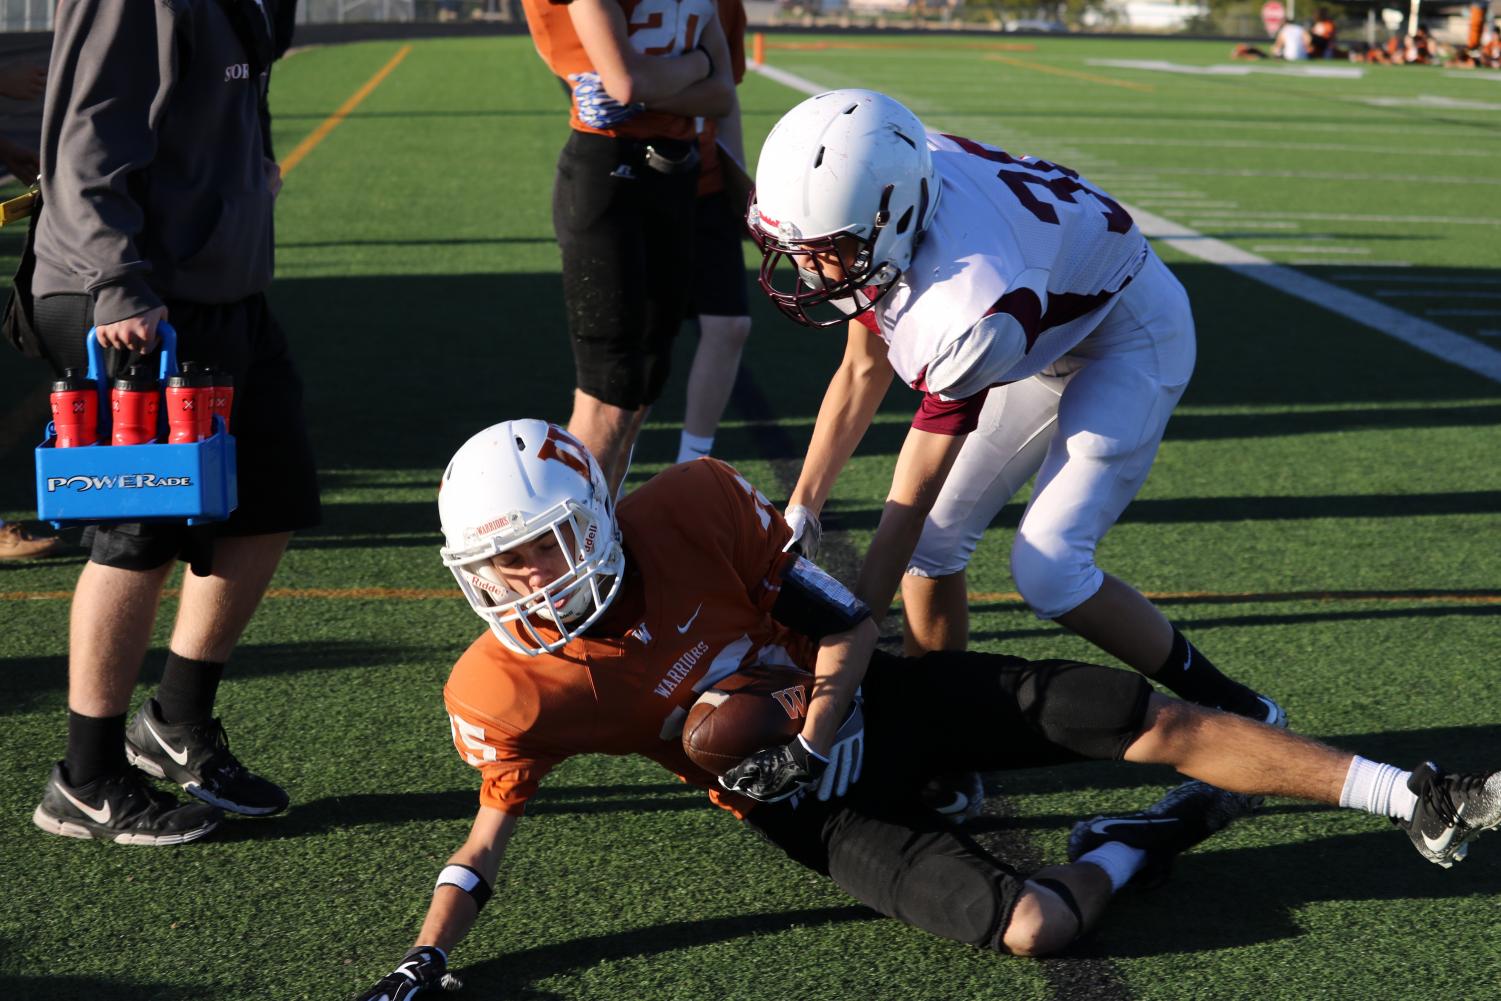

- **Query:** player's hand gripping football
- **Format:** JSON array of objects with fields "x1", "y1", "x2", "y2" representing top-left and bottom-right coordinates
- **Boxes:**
[
  {"x1": 782, "y1": 504, "x2": 822, "y2": 561},
  {"x1": 566, "y1": 72, "x2": 645, "y2": 131},
  {"x1": 721, "y1": 698, "x2": 864, "y2": 803},
  {"x1": 354, "y1": 946, "x2": 462, "y2": 1001}
]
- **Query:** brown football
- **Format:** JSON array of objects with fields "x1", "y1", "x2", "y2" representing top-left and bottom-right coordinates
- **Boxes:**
[{"x1": 682, "y1": 665, "x2": 815, "y2": 776}]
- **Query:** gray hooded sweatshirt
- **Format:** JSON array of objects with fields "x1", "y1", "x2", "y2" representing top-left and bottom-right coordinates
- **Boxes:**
[{"x1": 33, "y1": 0, "x2": 274, "y2": 326}]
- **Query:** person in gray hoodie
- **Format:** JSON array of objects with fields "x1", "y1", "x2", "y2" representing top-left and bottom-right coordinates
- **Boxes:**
[{"x1": 30, "y1": 0, "x2": 318, "y2": 846}]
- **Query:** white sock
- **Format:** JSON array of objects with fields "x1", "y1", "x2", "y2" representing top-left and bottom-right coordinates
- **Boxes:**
[
  {"x1": 1077, "y1": 842, "x2": 1147, "y2": 893},
  {"x1": 676, "y1": 431, "x2": 714, "y2": 464},
  {"x1": 1339, "y1": 756, "x2": 1417, "y2": 822}
]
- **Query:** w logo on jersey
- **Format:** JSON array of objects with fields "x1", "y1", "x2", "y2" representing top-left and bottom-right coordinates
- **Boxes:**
[{"x1": 771, "y1": 684, "x2": 808, "y2": 721}]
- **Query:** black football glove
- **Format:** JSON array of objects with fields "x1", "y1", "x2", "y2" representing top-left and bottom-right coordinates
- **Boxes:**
[
  {"x1": 355, "y1": 946, "x2": 462, "y2": 1001},
  {"x1": 720, "y1": 698, "x2": 865, "y2": 803}
]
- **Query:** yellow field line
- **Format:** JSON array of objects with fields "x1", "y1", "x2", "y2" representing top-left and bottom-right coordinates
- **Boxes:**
[
  {"x1": 981, "y1": 53, "x2": 1155, "y2": 92},
  {"x1": 6, "y1": 587, "x2": 1499, "y2": 605},
  {"x1": 280, "y1": 44, "x2": 412, "y2": 177}
]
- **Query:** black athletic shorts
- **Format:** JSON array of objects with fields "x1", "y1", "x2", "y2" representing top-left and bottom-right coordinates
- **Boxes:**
[
  {"x1": 746, "y1": 650, "x2": 1152, "y2": 951},
  {"x1": 689, "y1": 189, "x2": 750, "y2": 319},
  {"x1": 32, "y1": 291, "x2": 321, "y2": 571},
  {"x1": 553, "y1": 130, "x2": 700, "y2": 411}
]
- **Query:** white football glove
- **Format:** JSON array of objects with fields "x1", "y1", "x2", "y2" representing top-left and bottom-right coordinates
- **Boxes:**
[
  {"x1": 813, "y1": 698, "x2": 864, "y2": 801},
  {"x1": 782, "y1": 504, "x2": 822, "y2": 561}
]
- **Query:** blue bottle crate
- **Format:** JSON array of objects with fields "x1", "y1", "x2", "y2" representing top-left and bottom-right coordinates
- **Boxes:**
[{"x1": 35, "y1": 323, "x2": 238, "y2": 527}]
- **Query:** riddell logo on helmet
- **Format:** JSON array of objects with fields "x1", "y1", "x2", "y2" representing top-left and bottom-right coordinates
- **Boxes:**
[
  {"x1": 582, "y1": 522, "x2": 597, "y2": 554},
  {"x1": 466, "y1": 571, "x2": 507, "y2": 597}
]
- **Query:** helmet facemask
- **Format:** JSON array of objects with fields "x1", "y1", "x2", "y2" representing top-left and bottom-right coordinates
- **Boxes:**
[
  {"x1": 442, "y1": 497, "x2": 623, "y2": 656},
  {"x1": 750, "y1": 175, "x2": 932, "y2": 329}
]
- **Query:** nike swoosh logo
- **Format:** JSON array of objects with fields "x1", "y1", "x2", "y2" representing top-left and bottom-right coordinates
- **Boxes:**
[
  {"x1": 1090, "y1": 817, "x2": 1179, "y2": 835},
  {"x1": 143, "y1": 716, "x2": 191, "y2": 766},
  {"x1": 1423, "y1": 802, "x2": 1467, "y2": 854},
  {"x1": 58, "y1": 784, "x2": 112, "y2": 824},
  {"x1": 676, "y1": 603, "x2": 703, "y2": 634}
]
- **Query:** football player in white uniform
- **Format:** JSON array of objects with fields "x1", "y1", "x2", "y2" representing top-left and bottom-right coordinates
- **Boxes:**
[{"x1": 749, "y1": 91, "x2": 1283, "y2": 793}]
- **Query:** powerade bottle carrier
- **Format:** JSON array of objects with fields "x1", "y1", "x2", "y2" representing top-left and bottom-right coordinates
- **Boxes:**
[{"x1": 34, "y1": 323, "x2": 237, "y2": 526}]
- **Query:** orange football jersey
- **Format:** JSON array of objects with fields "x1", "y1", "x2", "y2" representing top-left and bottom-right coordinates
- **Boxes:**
[
  {"x1": 522, "y1": 0, "x2": 717, "y2": 142},
  {"x1": 443, "y1": 459, "x2": 818, "y2": 820}
]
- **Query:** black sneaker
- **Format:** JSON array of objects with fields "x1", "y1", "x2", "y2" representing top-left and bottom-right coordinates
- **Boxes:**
[
  {"x1": 1398, "y1": 761, "x2": 1501, "y2": 868},
  {"x1": 1068, "y1": 780, "x2": 1256, "y2": 888},
  {"x1": 33, "y1": 762, "x2": 221, "y2": 845},
  {"x1": 919, "y1": 771, "x2": 986, "y2": 823},
  {"x1": 125, "y1": 698, "x2": 289, "y2": 816}
]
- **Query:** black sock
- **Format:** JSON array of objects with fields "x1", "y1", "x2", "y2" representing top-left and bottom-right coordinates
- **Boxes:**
[
  {"x1": 1149, "y1": 628, "x2": 1260, "y2": 715},
  {"x1": 63, "y1": 710, "x2": 128, "y2": 786},
  {"x1": 154, "y1": 652, "x2": 225, "y2": 725}
]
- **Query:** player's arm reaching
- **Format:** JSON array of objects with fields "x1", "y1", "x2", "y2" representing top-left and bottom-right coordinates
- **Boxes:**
[
  {"x1": 784, "y1": 318, "x2": 896, "y2": 558},
  {"x1": 854, "y1": 426, "x2": 968, "y2": 621},
  {"x1": 354, "y1": 806, "x2": 518, "y2": 1000}
]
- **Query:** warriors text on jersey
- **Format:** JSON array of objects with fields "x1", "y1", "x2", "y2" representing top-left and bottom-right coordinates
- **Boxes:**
[
  {"x1": 521, "y1": 0, "x2": 715, "y2": 141},
  {"x1": 443, "y1": 459, "x2": 816, "y2": 820},
  {"x1": 857, "y1": 131, "x2": 1150, "y2": 436}
]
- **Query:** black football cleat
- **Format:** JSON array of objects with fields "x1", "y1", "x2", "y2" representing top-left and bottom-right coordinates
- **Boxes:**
[
  {"x1": 33, "y1": 762, "x2": 221, "y2": 846},
  {"x1": 920, "y1": 770, "x2": 986, "y2": 823},
  {"x1": 1068, "y1": 780, "x2": 1256, "y2": 888},
  {"x1": 126, "y1": 698, "x2": 289, "y2": 816},
  {"x1": 1398, "y1": 762, "x2": 1501, "y2": 868}
]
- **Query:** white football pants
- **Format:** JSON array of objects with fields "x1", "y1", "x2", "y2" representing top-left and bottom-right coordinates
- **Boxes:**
[{"x1": 906, "y1": 251, "x2": 1197, "y2": 621}]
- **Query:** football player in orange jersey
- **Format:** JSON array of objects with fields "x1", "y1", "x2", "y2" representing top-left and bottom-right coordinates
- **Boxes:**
[
  {"x1": 352, "y1": 420, "x2": 1501, "y2": 999},
  {"x1": 520, "y1": 0, "x2": 735, "y2": 495}
]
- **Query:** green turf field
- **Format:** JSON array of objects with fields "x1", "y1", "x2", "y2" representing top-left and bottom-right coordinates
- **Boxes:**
[{"x1": 2, "y1": 32, "x2": 1499, "y2": 1001}]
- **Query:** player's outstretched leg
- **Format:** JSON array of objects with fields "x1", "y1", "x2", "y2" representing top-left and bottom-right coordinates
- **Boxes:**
[
  {"x1": 1124, "y1": 696, "x2": 1501, "y2": 866},
  {"x1": 1067, "y1": 779, "x2": 1255, "y2": 889}
]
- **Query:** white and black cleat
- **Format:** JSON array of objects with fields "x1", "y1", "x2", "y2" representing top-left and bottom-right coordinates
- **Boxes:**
[
  {"x1": 1399, "y1": 762, "x2": 1501, "y2": 868},
  {"x1": 126, "y1": 698, "x2": 289, "y2": 816},
  {"x1": 33, "y1": 762, "x2": 220, "y2": 846}
]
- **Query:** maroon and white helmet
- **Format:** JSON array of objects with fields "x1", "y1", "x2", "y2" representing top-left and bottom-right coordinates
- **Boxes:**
[
  {"x1": 438, "y1": 420, "x2": 624, "y2": 656},
  {"x1": 748, "y1": 89, "x2": 940, "y2": 327}
]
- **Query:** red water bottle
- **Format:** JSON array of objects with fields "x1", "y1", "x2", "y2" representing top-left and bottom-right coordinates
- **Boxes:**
[
  {"x1": 111, "y1": 364, "x2": 160, "y2": 445},
  {"x1": 50, "y1": 368, "x2": 99, "y2": 447},
  {"x1": 165, "y1": 361, "x2": 213, "y2": 443},
  {"x1": 208, "y1": 368, "x2": 234, "y2": 435}
]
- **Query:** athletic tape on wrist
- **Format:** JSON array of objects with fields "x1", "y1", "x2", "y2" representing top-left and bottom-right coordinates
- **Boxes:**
[{"x1": 435, "y1": 864, "x2": 493, "y2": 911}]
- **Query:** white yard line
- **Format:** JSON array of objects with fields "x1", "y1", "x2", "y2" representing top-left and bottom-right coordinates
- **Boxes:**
[
  {"x1": 1189, "y1": 220, "x2": 1300, "y2": 230},
  {"x1": 1176, "y1": 210, "x2": 1501, "y2": 226},
  {"x1": 748, "y1": 63, "x2": 1501, "y2": 386},
  {"x1": 1048, "y1": 135, "x2": 1501, "y2": 159},
  {"x1": 1252, "y1": 245, "x2": 1371, "y2": 254}
]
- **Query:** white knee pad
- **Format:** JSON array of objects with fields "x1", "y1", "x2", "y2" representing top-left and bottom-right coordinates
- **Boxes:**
[{"x1": 1010, "y1": 530, "x2": 1103, "y2": 621}]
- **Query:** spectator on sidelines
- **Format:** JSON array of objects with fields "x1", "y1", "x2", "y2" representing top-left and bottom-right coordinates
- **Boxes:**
[
  {"x1": 678, "y1": 0, "x2": 751, "y2": 465},
  {"x1": 520, "y1": 0, "x2": 734, "y2": 494},
  {"x1": 1232, "y1": 20, "x2": 1311, "y2": 60},
  {"x1": 1309, "y1": 8, "x2": 1342, "y2": 59},
  {"x1": 27, "y1": 0, "x2": 318, "y2": 846}
]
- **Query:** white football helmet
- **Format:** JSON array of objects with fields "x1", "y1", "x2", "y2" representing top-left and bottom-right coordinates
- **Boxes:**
[
  {"x1": 438, "y1": 420, "x2": 624, "y2": 656},
  {"x1": 749, "y1": 89, "x2": 940, "y2": 327}
]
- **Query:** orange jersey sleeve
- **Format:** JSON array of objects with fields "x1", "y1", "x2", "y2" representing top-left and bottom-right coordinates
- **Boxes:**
[
  {"x1": 522, "y1": 0, "x2": 717, "y2": 142},
  {"x1": 697, "y1": 0, "x2": 747, "y2": 196}
]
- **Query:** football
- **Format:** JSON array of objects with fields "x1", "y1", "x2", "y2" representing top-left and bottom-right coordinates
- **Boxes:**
[{"x1": 682, "y1": 665, "x2": 815, "y2": 776}]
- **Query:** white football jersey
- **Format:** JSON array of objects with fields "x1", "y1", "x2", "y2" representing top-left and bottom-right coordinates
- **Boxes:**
[{"x1": 872, "y1": 131, "x2": 1148, "y2": 401}]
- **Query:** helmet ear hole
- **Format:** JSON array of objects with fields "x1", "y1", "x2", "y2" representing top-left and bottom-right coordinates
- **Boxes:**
[{"x1": 895, "y1": 207, "x2": 913, "y2": 235}]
